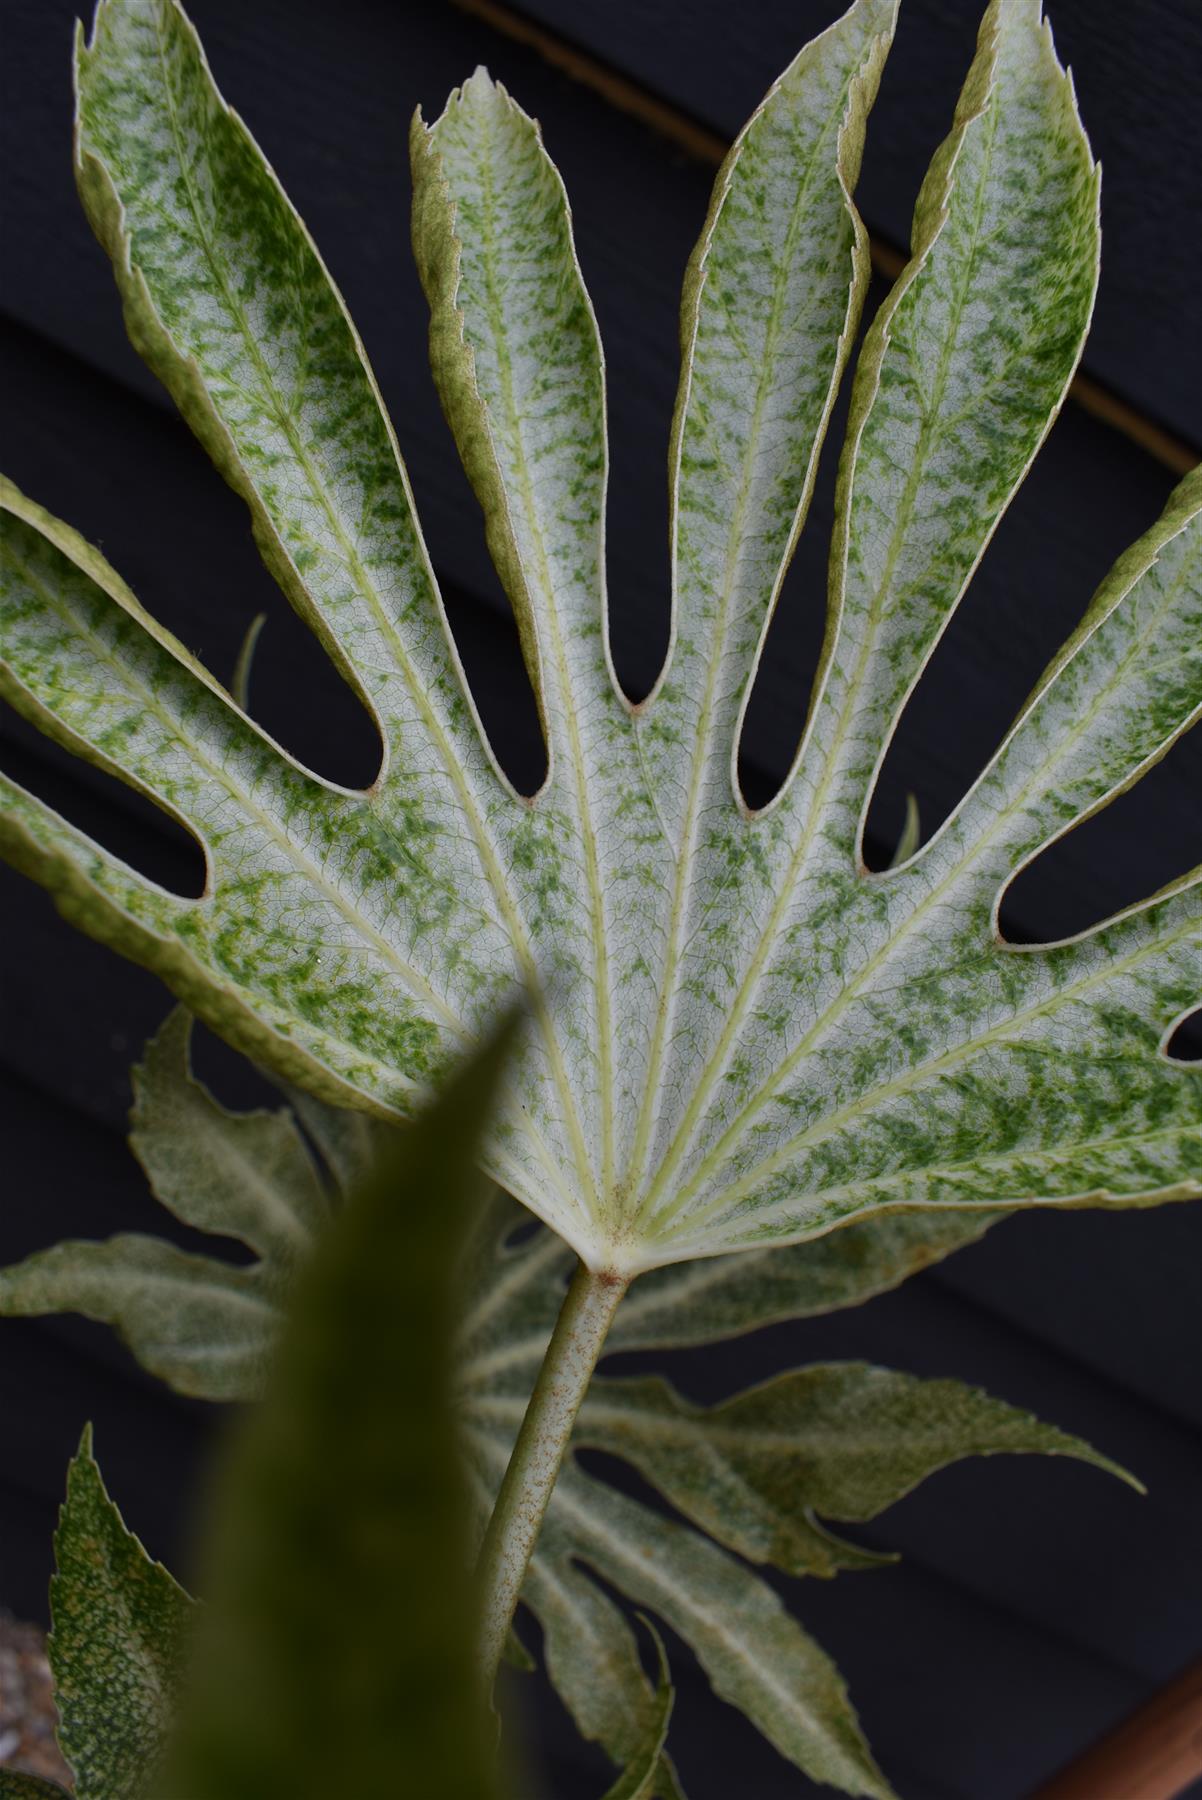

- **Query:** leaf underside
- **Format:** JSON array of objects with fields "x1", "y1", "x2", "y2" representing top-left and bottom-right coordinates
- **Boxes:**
[{"x1": 0, "y1": 0, "x2": 1198, "y2": 1273}]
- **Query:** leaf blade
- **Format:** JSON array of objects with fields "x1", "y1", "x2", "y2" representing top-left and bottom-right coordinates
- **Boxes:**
[
  {"x1": 540, "y1": 1463, "x2": 892, "y2": 1799},
  {"x1": 598, "y1": 1621, "x2": 675, "y2": 1800},
  {"x1": 0, "y1": 1233, "x2": 277, "y2": 1402},
  {"x1": 49, "y1": 1427, "x2": 195, "y2": 1800},
  {"x1": 2, "y1": 0, "x2": 1196, "y2": 1283},
  {"x1": 574, "y1": 1363, "x2": 1138, "y2": 1578},
  {"x1": 130, "y1": 1007, "x2": 328, "y2": 1261}
]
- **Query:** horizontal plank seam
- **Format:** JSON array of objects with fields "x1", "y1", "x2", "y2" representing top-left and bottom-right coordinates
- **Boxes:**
[{"x1": 925, "y1": 1252, "x2": 1202, "y2": 1443}]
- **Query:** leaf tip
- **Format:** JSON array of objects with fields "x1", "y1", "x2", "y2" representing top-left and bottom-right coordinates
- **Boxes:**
[{"x1": 462, "y1": 63, "x2": 499, "y2": 105}]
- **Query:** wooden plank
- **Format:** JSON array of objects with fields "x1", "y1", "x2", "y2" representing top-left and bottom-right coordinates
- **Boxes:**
[
  {"x1": 1033, "y1": 1658, "x2": 1202, "y2": 1799},
  {"x1": 477, "y1": 0, "x2": 1202, "y2": 448}
]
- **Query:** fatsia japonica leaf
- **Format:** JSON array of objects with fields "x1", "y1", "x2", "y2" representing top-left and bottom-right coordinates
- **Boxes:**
[
  {"x1": 48, "y1": 1427, "x2": 195, "y2": 1800},
  {"x1": 0, "y1": 0, "x2": 1198, "y2": 1271},
  {"x1": 570, "y1": 1365, "x2": 1137, "y2": 1579}
]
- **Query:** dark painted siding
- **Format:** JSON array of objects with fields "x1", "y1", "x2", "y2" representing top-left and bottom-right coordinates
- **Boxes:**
[{"x1": 1, "y1": 2, "x2": 1199, "y2": 1795}]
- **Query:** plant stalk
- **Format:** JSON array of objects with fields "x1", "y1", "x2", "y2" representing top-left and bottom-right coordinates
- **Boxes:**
[{"x1": 475, "y1": 1257, "x2": 628, "y2": 1691}]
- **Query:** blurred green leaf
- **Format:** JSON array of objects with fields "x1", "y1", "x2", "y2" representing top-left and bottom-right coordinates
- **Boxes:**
[
  {"x1": 165, "y1": 1021, "x2": 518, "y2": 1800},
  {"x1": 48, "y1": 1427, "x2": 195, "y2": 1800}
]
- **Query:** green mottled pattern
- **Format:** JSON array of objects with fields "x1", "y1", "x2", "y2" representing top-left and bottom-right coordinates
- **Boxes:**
[
  {"x1": 1, "y1": 0, "x2": 1198, "y2": 1275},
  {"x1": 412, "y1": 69, "x2": 656, "y2": 1208},
  {"x1": 49, "y1": 1429, "x2": 195, "y2": 1800},
  {"x1": 0, "y1": 1017, "x2": 1001, "y2": 1400},
  {"x1": 0, "y1": 1775, "x2": 71, "y2": 1798},
  {"x1": 633, "y1": 0, "x2": 895, "y2": 1187}
]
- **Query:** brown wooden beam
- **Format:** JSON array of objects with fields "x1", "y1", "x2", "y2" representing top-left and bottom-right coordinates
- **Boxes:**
[{"x1": 1031, "y1": 1658, "x2": 1202, "y2": 1800}]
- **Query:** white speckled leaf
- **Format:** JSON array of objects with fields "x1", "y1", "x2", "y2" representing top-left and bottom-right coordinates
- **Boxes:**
[
  {"x1": 49, "y1": 1428, "x2": 195, "y2": 1800},
  {"x1": 0, "y1": 1014, "x2": 1006, "y2": 1405},
  {"x1": 1, "y1": 0, "x2": 1198, "y2": 1277}
]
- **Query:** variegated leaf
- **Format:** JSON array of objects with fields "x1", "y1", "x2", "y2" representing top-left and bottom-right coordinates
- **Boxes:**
[
  {"x1": 49, "y1": 1428, "x2": 195, "y2": 1800},
  {"x1": 0, "y1": 0, "x2": 1198, "y2": 1275},
  {"x1": 0, "y1": 1015, "x2": 1002, "y2": 1404}
]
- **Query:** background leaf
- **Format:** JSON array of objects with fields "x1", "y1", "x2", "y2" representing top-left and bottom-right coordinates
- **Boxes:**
[
  {"x1": 8, "y1": 1045, "x2": 1143, "y2": 1797},
  {"x1": 597, "y1": 1620, "x2": 675, "y2": 1800},
  {"x1": 460, "y1": 1197, "x2": 1136, "y2": 1793},
  {"x1": 607, "y1": 1207, "x2": 1004, "y2": 1351},
  {"x1": 572, "y1": 1364, "x2": 1138, "y2": 1577},
  {"x1": 48, "y1": 1427, "x2": 195, "y2": 1800},
  {"x1": 0, "y1": 1010, "x2": 331, "y2": 1400}
]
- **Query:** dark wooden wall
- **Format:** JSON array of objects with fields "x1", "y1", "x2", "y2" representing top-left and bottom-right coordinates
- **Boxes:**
[{"x1": 1, "y1": 1, "x2": 1200, "y2": 1795}]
